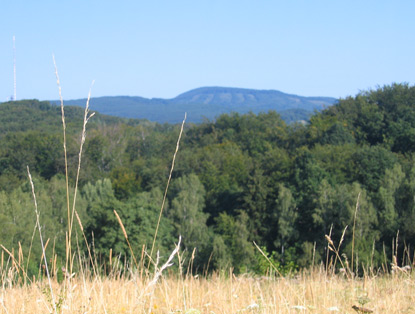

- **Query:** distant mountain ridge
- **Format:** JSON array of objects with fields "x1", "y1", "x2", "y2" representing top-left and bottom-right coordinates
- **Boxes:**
[{"x1": 50, "y1": 87, "x2": 337, "y2": 123}]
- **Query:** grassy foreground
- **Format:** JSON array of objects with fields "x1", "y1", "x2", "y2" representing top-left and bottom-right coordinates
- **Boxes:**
[{"x1": 0, "y1": 267, "x2": 414, "y2": 313}]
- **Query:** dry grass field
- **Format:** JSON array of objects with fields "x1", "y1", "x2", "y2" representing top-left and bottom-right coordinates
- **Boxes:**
[{"x1": 0, "y1": 265, "x2": 414, "y2": 313}]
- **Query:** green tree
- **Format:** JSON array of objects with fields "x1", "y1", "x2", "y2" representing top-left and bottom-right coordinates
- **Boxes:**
[
  {"x1": 110, "y1": 166, "x2": 142, "y2": 200},
  {"x1": 399, "y1": 164, "x2": 415, "y2": 246},
  {"x1": 312, "y1": 180, "x2": 379, "y2": 265},
  {"x1": 84, "y1": 179, "x2": 173, "y2": 260},
  {"x1": 213, "y1": 211, "x2": 254, "y2": 273},
  {"x1": 352, "y1": 145, "x2": 397, "y2": 192},
  {"x1": 293, "y1": 148, "x2": 331, "y2": 243},
  {"x1": 197, "y1": 142, "x2": 249, "y2": 219},
  {"x1": 377, "y1": 163, "x2": 405, "y2": 238},
  {"x1": 83, "y1": 179, "x2": 126, "y2": 256},
  {"x1": 273, "y1": 184, "x2": 298, "y2": 252},
  {"x1": 242, "y1": 169, "x2": 271, "y2": 242},
  {"x1": 0, "y1": 175, "x2": 88, "y2": 277},
  {"x1": 168, "y1": 174, "x2": 210, "y2": 266}
]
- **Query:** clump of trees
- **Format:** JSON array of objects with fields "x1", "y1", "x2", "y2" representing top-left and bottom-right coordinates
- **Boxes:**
[{"x1": 1, "y1": 83, "x2": 415, "y2": 275}]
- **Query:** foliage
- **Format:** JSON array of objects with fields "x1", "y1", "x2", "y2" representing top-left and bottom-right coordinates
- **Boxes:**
[{"x1": 1, "y1": 83, "x2": 415, "y2": 273}]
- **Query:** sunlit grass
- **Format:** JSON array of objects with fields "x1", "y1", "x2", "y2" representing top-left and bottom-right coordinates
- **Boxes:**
[{"x1": 0, "y1": 266, "x2": 414, "y2": 313}]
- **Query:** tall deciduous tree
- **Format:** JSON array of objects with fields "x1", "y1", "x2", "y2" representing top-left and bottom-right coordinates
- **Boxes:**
[
  {"x1": 377, "y1": 163, "x2": 405, "y2": 238},
  {"x1": 168, "y1": 174, "x2": 210, "y2": 257},
  {"x1": 273, "y1": 184, "x2": 298, "y2": 252},
  {"x1": 213, "y1": 211, "x2": 254, "y2": 273}
]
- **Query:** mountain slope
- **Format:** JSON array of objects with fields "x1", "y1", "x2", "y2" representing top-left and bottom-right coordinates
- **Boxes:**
[
  {"x1": 0, "y1": 99, "x2": 132, "y2": 138},
  {"x1": 50, "y1": 87, "x2": 337, "y2": 123}
]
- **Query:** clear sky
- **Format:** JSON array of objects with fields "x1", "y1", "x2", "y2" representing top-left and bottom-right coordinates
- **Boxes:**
[{"x1": 1, "y1": 0, "x2": 414, "y2": 102}]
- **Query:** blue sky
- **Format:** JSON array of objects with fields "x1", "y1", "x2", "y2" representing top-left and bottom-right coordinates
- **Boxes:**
[{"x1": 1, "y1": 0, "x2": 414, "y2": 101}]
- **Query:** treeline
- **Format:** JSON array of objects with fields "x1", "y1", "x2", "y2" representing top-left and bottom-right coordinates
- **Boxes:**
[{"x1": 1, "y1": 83, "x2": 415, "y2": 275}]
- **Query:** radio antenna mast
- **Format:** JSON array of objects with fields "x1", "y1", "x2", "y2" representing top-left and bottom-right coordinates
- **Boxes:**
[{"x1": 13, "y1": 36, "x2": 16, "y2": 101}]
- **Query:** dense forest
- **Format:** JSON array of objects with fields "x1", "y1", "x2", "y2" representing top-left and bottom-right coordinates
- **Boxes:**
[{"x1": 1, "y1": 83, "x2": 415, "y2": 276}]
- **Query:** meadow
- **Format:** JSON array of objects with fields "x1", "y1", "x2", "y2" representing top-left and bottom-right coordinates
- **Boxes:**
[{"x1": 1, "y1": 260, "x2": 414, "y2": 313}]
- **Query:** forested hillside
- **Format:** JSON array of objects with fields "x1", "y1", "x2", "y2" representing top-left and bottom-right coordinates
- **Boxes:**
[
  {"x1": 49, "y1": 86, "x2": 336, "y2": 123},
  {"x1": 1, "y1": 83, "x2": 414, "y2": 275}
]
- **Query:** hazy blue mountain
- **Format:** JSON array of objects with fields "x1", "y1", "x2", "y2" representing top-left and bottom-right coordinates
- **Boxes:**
[{"x1": 50, "y1": 87, "x2": 337, "y2": 124}]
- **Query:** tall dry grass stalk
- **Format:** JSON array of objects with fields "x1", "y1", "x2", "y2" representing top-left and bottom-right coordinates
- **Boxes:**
[
  {"x1": 27, "y1": 166, "x2": 58, "y2": 314},
  {"x1": 53, "y1": 58, "x2": 95, "y2": 277},
  {"x1": 68, "y1": 81, "x2": 95, "y2": 274},
  {"x1": 325, "y1": 226, "x2": 350, "y2": 279},
  {"x1": 148, "y1": 113, "x2": 186, "y2": 266},
  {"x1": 351, "y1": 192, "x2": 361, "y2": 275},
  {"x1": 114, "y1": 209, "x2": 138, "y2": 268},
  {"x1": 53, "y1": 55, "x2": 71, "y2": 275},
  {"x1": 74, "y1": 209, "x2": 98, "y2": 278}
]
